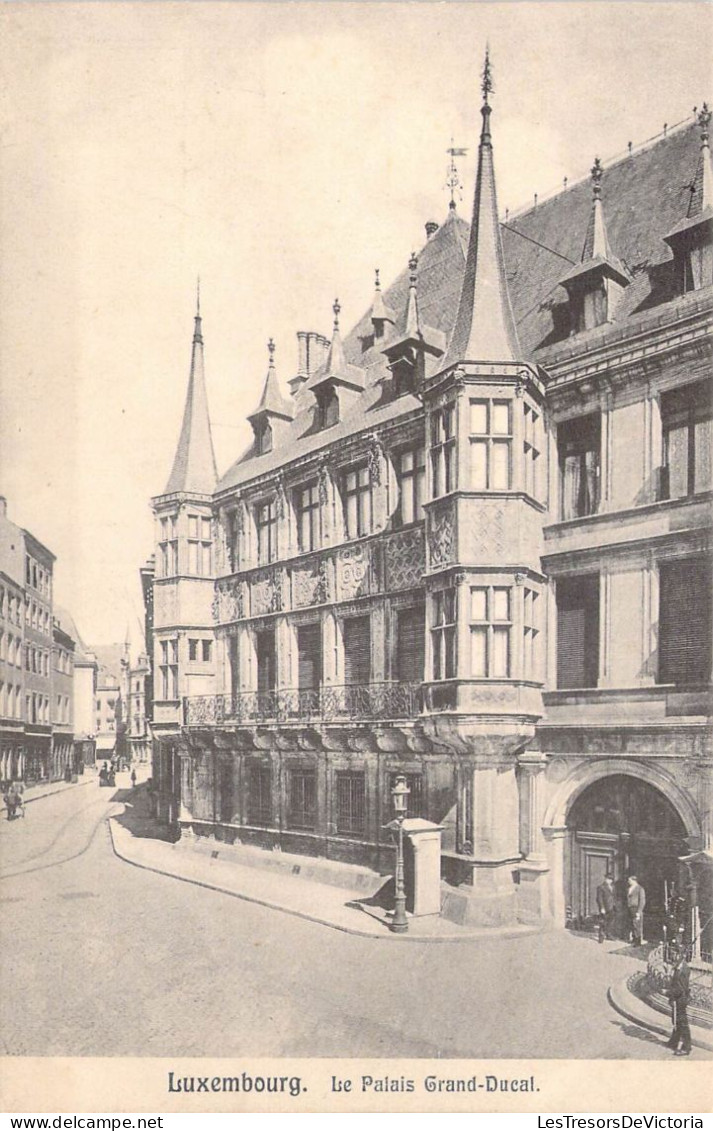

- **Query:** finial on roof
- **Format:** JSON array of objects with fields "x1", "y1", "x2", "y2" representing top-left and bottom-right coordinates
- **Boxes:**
[
  {"x1": 481, "y1": 45, "x2": 493, "y2": 106},
  {"x1": 268, "y1": 337, "x2": 275, "y2": 363},
  {"x1": 193, "y1": 276, "x2": 203, "y2": 344},
  {"x1": 564, "y1": 176, "x2": 568, "y2": 190},
  {"x1": 374, "y1": 268, "x2": 381, "y2": 291},
  {"x1": 698, "y1": 103, "x2": 711, "y2": 147},
  {"x1": 409, "y1": 253, "x2": 418, "y2": 284},
  {"x1": 446, "y1": 139, "x2": 467, "y2": 211},
  {"x1": 591, "y1": 157, "x2": 603, "y2": 200},
  {"x1": 333, "y1": 297, "x2": 341, "y2": 331}
]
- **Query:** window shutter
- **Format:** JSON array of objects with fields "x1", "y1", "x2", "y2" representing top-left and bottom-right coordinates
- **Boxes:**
[
  {"x1": 256, "y1": 630, "x2": 276, "y2": 693},
  {"x1": 659, "y1": 558, "x2": 712, "y2": 684},
  {"x1": 343, "y1": 617, "x2": 371, "y2": 685},
  {"x1": 556, "y1": 575, "x2": 599, "y2": 689},
  {"x1": 397, "y1": 606, "x2": 425, "y2": 682},
  {"x1": 297, "y1": 624, "x2": 321, "y2": 690}
]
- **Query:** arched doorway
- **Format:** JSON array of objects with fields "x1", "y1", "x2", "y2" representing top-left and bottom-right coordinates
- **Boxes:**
[{"x1": 565, "y1": 774, "x2": 689, "y2": 939}]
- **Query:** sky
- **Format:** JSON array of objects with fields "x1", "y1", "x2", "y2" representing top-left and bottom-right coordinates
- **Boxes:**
[{"x1": 0, "y1": 1, "x2": 710, "y2": 651}]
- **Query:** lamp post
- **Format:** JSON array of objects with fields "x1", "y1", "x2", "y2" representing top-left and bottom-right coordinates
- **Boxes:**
[{"x1": 391, "y1": 774, "x2": 410, "y2": 934}]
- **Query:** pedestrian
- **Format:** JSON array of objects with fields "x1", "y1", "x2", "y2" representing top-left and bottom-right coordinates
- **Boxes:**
[
  {"x1": 665, "y1": 944, "x2": 692, "y2": 1056},
  {"x1": 627, "y1": 875, "x2": 646, "y2": 946},
  {"x1": 131, "y1": 769, "x2": 137, "y2": 789},
  {"x1": 596, "y1": 873, "x2": 616, "y2": 943}
]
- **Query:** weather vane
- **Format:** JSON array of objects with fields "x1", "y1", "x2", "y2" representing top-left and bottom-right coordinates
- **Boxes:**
[{"x1": 446, "y1": 138, "x2": 468, "y2": 210}]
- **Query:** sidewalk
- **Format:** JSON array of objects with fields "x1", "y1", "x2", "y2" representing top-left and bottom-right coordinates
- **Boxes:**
[
  {"x1": 109, "y1": 790, "x2": 540, "y2": 943},
  {"x1": 1, "y1": 772, "x2": 95, "y2": 815}
]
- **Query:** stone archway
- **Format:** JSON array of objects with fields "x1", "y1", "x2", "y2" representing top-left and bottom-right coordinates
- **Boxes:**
[{"x1": 542, "y1": 759, "x2": 701, "y2": 929}]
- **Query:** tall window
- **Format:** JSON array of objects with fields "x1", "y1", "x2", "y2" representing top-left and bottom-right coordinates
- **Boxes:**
[
  {"x1": 658, "y1": 557, "x2": 712, "y2": 684},
  {"x1": 396, "y1": 605, "x2": 425, "y2": 683},
  {"x1": 556, "y1": 575, "x2": 600, "y2": 689},
  {"x1": 558, "y1": 413, "x2": 601, "y2": 520},
  {"x1": 159, "y1": 515, "x2": 178, "y2": 576},
  {"x1": 295, "y1": 482, "x2": 320, "y2": 553},
  {"x1": 394, "y1": 447, "x2": 426, "y2": 526},
  {"x1": 343, "y1": 465, "x2": 372, "y2": 539},
  {"x1": 470, "y1": 586, "x2": 511, "y2": 678},
  {"x1": 256, "y1": 420, "x2": 272, "y2": 455},
  {"x1": 661, "y1": 380, "x2": 713, "y2": 500},
  {"x1": 188, "y1": 515, "x2": 212, "y2": 575},
  {"x1": 430, "y1": 404, "x2": 456, "y2": 497},
  {"x1": 256, "y1": 629, "x2": 277, "y2": 693},
  {"x1": 336, "y1": 770, "x2": 366, "y2": 836},
  {"x1": 159, "y1": 639, "x2": 178, "y2": 699},
  {"x1": 523, "y1": 401, "x2": 542, "y2": 500},
  {"x1": 470, "y1": 399, "x2": 512, "y2": 490},
  {"x1": 287, "y1": 768, "x2": 317, "y2": 830},
  {"x1": 297, "y1": 623, "x2": 321, "y2": 692},
  {"x1": 247, "y1": 762, "x2": 272, "y2": 826},
  {"x1": 255, "y1": 500, "x2": 277, "y2": 564},
  {"x1": 431, "y1": 588, "x2": 456, "y2": 680},
  {"x1": 523, "y1": 586, "x2": 540, "y2": 680},
  {"x1": 343, "y1": 617, "x2": 371, "y2": 686}
]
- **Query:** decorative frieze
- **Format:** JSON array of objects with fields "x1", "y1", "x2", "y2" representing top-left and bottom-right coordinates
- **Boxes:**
[
  {"x1": 384, "y1": 526, "x2": 425, "y2": 591},
  {"x1": 251, "y1": 568, "x2": 282, "y2": 616},
  {"x1": 212, "y1": 578, "x2": 246, "y2": 625},
  {"x1": 337, "y1": 543, "x2": 370, "y2": 600},
  {"x1": 427, "y1": 501, "x2": 455, "y2": 569}
]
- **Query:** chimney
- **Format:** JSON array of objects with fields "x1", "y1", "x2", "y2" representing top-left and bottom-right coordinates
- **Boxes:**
[
  {"x1": 296, "y1": 331, "x2": 308, "y2": 377},
  {"x1": 290, "y1": 331, "x2": 331, "y2": 395},
  {"x1": 425, "y1": 220, "x2": 439, "y2": 238}
]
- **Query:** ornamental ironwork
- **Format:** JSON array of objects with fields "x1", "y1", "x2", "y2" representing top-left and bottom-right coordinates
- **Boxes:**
[{"x1": 183, "y1": 681, "x2": 423, "y2": 726}]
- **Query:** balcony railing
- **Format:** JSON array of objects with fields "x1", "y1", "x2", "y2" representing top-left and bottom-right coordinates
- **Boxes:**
[{"x1": 183, "y1": 682, "x2": 423, "y2": 726}]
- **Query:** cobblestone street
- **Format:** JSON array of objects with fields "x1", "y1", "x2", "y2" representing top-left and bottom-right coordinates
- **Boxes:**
[{"x1": 0, "y1": 781, "x2": 702, "y2": 1059}]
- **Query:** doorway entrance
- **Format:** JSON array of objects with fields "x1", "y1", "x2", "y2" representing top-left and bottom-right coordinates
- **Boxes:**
[{"x1": 565, "y1": 774, "x2": 688, "y2": 939}]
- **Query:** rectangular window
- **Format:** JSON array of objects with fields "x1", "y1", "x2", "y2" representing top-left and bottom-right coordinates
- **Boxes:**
[
  {"x1": 297, "y1": 624, "x2": 321, "y2": 691},
  {"x1": 247, "y1": 762, "x2": 272, "y2": 826},
  {"x1": 256, "y1": 629, "x2": 276, "y2": 693},
  {"x1": 470, "y1": 586, "x2": 511, "y2": 678},
  {"x1": 558, "y1": 413, "x2": 601, "y2": 520},
  {"x1": 523, "y1": 586, "x2": 540, "y2": 680},
  {"x1": 201, "y1": 639, "x2": 212, "y2": 663},
  {"x1": 336, "y1": 770, "x2": 366, "y2": 836},
  {"x1": 255, "y1": 500, "x2": 278, "y2": 564},
  {"x1": 343, "y1": 465, "x2": 372, "y2": 539},
  {"x1": 159, "y1": 639, "x2": 178, "y2": 699},
  {"x1": 227, "y1": 510, "x2": 240, "y2": 573},
  {"x1": 387, "y1": 771, "x2": 424, "y2": 818},
  {"x1": 658, "y1": 557, "x2": 712, "y2": 684},
  {"x1": 556, "y1": 574, "x2": 600, "y2": 689},
  {"x1": 469, "y1": 399, "x2": 512, "y2": 490},
  {"x1": 188, "y1": 639, "x2": 199, "y2": 661},
  {"x1": 431, "y1": 588, "x2": 456, "y2": 680},
  {"x1": 295, "y1": 482, "x2": 320, "y2": 553},
  {"x1": 287, "y1": 768, "x2": 317, "y2": 830},
  {"x1": 343, "y1": 616, "x2": 371, "y2": 686},
  {"x1": 661, "y1": 380, "x2": 713, "y2": 500},
  {"x1": 159, "y1": 515, "x2": 177, "y2": 577},
  {"x1": 430, "y1": 404, "x2": 456, "y2": 498},
  {"x1": 523, "y1": 401, "x2": 543, "y2": 500},
  {"x1": 188, "y1": 513, "x2": 212, "y2": 575},
  {"x1": 395, "y1": 447, "x2": 426, "y2": 526},
  {"x1": 395, "y1": 605, "x2": 425, "y2": 683}
]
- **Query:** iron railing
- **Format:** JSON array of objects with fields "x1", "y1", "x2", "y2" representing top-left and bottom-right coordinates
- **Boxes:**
[{"x1": 183, "y1": 681, "x2": 423, "y2": 726}]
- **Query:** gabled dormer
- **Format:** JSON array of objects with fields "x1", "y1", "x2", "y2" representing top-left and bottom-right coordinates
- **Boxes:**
[
  {"x1": 381, "y1": 253, "x2": 445, "y2": 394},
  {"x1": 664, "y1": 104, "x2": 713, "y2": 294},
  {"x1": 247, "y1": 339, "x2": 294, "y2": 455},
  {"x1": 559, "y1": 157, "x2": 630, "y2": 334},
  {"x1": 305, "y1": 300, "x2": 365, "y2": 429},
  {"x1": 371, "y1": 268, "x2": 396, "y2": 342}
]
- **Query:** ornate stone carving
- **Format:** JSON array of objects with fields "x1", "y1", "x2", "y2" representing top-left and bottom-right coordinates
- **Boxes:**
[
  {"x1": 213, "y1": 579, "x2": 245, "y2": 624},
  {"x1": 427, "y1": 503, "x2": 455, "y2": 568},
  {"x1": 251, "y1": 568, "x2": 282, "y2": 616},
  {"x1": 337, "y1": 544, "x2": 369, "y2": 600},
  {"x1": 384, "y1": 527, "x2": 425, "y2": 591},
  {"x1": 293, "y1": 563, "x2": 320, "y2": 608}
]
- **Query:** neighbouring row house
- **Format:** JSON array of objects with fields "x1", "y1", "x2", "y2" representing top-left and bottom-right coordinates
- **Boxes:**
[{"x1": 147, "y1": 69, "x2": 712, "y2": 938}]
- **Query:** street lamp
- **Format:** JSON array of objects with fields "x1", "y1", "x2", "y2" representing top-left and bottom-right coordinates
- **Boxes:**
[{"x1": 391, "y1": 774, "x2": 410, "y2": 934}]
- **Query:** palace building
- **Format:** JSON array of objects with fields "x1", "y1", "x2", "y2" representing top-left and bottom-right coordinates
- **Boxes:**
[{"x1": 148, "y1": 67, "x2": 712, "y2": 934}]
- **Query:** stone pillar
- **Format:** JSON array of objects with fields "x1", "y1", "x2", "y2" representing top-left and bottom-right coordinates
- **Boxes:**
[
  {"x1": 517, "y1": 752, "x2": 551, "y2": 925},
  {"x1": 451, "y1": 759, "x2": 521, "y2": 927},
  {"x1": 698, "y1": 760, "x2": 713, "y2": 853},
  {"x1": 543, "y1": 825, "x2": 568, "y2": 927}
]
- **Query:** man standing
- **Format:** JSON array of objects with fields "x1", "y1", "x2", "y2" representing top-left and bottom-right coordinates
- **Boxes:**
[
  {"x1": 596, "y1": 873, "x2": 616, "y2": 943},
  {"x1": 665, "y1": 945, "x2": 692, "y2": 1056},
  {"x1": 627, "y1": 875, "x2": 646, "y2": 946}
]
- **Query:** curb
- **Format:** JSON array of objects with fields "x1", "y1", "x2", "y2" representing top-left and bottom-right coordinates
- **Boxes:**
[
  {"x1": 608, "y1": 978, "x2": 713, "y2": 1052},
  {"x1": 107, "y1": 816, "x2": 543, "y2": 945},
  {"x1": 1, "y1": 775, "x2": 94, "y2": 817}
]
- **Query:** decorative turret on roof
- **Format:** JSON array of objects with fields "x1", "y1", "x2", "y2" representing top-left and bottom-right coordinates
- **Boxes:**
[
  {"x1": 162, "y1": 286, "x2": 218, "y2": 496},
  {"x1": 248, "y1": 339, "x2": 294, "y2": 425},
  {"x1": 382, "y1": 254, "x2": 445, "y2": 386},
  {"x1": 559, "y1": 157, "x2": 630, "y2": 291},
  {"x1": 306, "y1": 300, "x2": 365, "y2": 393},
  {"x1": 664, "y1": 103, "x2": 713, "y2": 245},
  {"x1": 442, "y1": 50, "x2": 520, "y2": 369},
  {"x1": 371, "y1": 269, "x2": 395, "y2": 340}
]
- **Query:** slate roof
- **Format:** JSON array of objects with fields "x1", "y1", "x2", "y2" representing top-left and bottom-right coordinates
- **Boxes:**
[{"x1": 216, "y1": 118, "x2": 707, "y2": 496}]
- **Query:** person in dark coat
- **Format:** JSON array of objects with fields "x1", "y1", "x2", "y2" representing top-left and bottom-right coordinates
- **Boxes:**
[
  {"x1": 627, "y1": 875, "x2": 646, "y2": 946},
  {"x1": 596, "y1": 874, "x2": 616, "y2": 943},
  {"x1": 665, "y1": 945, "x2": 692, "y2": 1055}
]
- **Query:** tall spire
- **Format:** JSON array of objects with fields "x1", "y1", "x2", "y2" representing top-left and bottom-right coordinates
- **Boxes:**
[
  {"x1": 163, "y1": 293, "x2": 218, "y2": 495},
  {"x1": 582, "y1": 157, "x2": 612, "y2": 261},
  {"x1": 248, "y1": 338, "x2": 293, "y2": 423},
  {"x1": 442, "y1": 50, "x2": 520, "y2": 368}
]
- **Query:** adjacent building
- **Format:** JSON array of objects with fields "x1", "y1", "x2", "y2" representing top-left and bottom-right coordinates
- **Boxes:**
[
  {"x1": 90, "y1": 643, "x2": 129, "y2": 766},
  {"x1": 51, "y1": 611, "x2": 75, "y2": 779},
  {"x1": 127, "y1": 652, "x2": 151, "y2": 764},
  {"x1": 148, "y1": 75, "x2": 712, "y2": 938}
]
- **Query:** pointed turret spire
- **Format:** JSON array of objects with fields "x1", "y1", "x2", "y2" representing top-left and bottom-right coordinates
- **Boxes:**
[
  {"x1": 697, "y1": 103, "x2": 713, "y2": 213},
  {"x1": 442, "y1": 50, "x2": 520, "y2": 368},
  {"x1": 371, "y1": 268, "x2": 395, "y2": 336},
  {"x1": 404, "y1": 253, "x2": 421, "y2": 338},
  {"x1": 559, "y1": 156, "x2": 629, "y2": 291},
  {"x1": 664, "y1": 104, "x2": 713, "y2": 248},
  {"x1": 306, "y1": 298, "x2": 365, "y2": 393},
  {"x1": 163, "y1": 293, "x2": 218, "y2": 496},
  {"x1": 248, "y1": 338, "x2": 293, "y2": 423}
]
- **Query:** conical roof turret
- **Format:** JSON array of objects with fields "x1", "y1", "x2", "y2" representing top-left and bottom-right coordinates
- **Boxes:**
[
  {"x1": 306, "y1": 300, "x2": 365, "y2": 392},
  {"x1": 163, "y1": 287, "x2": 218, "y2": 496},
  {"x1": 248, "y1": 339, "x2": 294, "y2": 424},
  {"x1": 442, "y1": 50, "x2": 520, "y2": 369},
  {"x1": 560, "y1": 157, "x2": 630, "y2": 289}
]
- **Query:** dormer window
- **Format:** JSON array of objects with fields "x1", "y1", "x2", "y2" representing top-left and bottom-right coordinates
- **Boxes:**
[
  {"x1": 256, "y1": 419, "x2": 273, "y2": 455},
  {"x1": 664, "y1": 105, "x2": 713, "y2": 296},
  {"x1": 316, "y1": 387, "x2": 340, "y2": 430}
]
